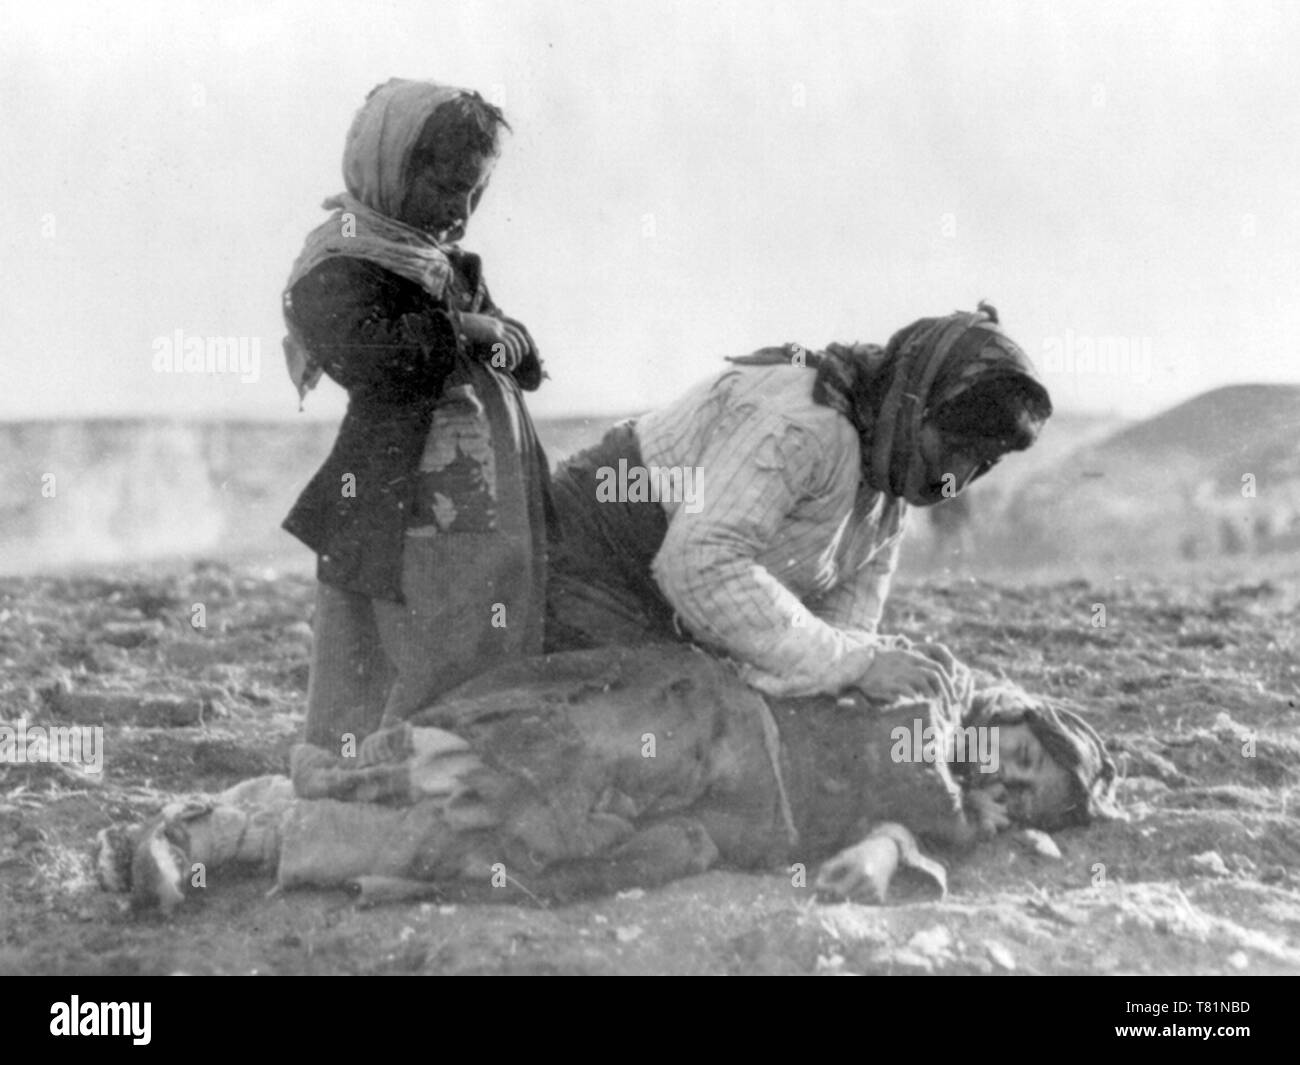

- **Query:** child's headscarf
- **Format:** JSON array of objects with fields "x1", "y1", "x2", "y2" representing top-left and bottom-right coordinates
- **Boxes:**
[
  {"x1": 966, "y1": 685, "x2": 1122, "y2": 828},
  {"x1": 282, "y1": 78, "x2": 477, "y2": 402}
]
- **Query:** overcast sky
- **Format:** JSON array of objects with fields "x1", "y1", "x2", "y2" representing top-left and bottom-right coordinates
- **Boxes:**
[{"x1": 4, "y1": 0, "x2": 1297, "y2": 423}]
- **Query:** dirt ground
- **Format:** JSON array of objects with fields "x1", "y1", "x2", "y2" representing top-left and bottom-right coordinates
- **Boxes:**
[{"x1": 2, "y1": 558, "x2": 1298, "y2": 976}]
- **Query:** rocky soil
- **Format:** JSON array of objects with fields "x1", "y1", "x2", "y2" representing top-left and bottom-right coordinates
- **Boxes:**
[{"x1": 1, "y1": 557, "x2": 1297, "y2": 975}]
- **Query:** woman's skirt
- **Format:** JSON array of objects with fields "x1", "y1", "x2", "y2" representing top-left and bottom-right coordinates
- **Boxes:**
[{"x1": 544, "y1": 420, "x2": 687, "y2": 652}]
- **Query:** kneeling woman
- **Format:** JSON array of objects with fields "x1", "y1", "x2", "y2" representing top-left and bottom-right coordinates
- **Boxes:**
[{"x1": 546, "y1": 304, "x2": 1049, "y2": 702}]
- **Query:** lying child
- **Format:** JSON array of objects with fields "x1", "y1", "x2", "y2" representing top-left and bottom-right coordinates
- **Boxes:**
[
  {"x1": 813, "y1": 682, "x2": 1122, "y2": 900},
  {"x1": 96, "y1": 646, "x2": 1120, "y2": 912}
]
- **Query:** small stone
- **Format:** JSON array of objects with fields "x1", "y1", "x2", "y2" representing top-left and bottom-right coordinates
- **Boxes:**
[
  {"x1": 985, "y1": 940, "x2": 1016, "y2": 971},
  {"x1": 1213, "y1": 712, "x2": 1246, "y2": 738},
  {"x1": 614, "y1": 924, "x2": 643, "y2": 943},
  {"x1": 1191, "y1": 851, "x2": 1230, "y2": 877},
  {"x1": 100, "y1": 620, "x2": 167, "y2": 648},
  {"x1": 285, "y1": 621, "x2": 314, "y2": 641},
  {"x1": 906, "y1": 925, "x2": 954, "y2": 960},
  {"x1": 886, "y1": 948, "x2": 935, "y2": 973},
  {"x1": 1018, "y1": 829, "x2": 1062, "y2": 859},
  {"x1": 1228, "y1": 853, "x2": 1257, "y2": 876},
  {"x1": 1226, "y1": 951, "x2": 1249, "y2": 971},
  {"x1": 615, "y1": 888, "x2": 645, "y2": 901}
]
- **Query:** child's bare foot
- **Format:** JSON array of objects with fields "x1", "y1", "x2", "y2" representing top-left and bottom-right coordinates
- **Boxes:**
[
  {"x1": 95, "y1": 811, "x2": 196, "y2": 914},
  {"x1": 130, "y1": 817, "x2": 191, "y2": 914}
]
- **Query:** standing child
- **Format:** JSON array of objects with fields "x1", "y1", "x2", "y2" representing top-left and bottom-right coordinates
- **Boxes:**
[{"x1": 281, "y1": 78, "x2": 552, "y2": 751}]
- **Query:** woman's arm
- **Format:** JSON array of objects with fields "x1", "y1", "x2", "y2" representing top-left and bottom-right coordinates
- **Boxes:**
[
  {"x1": 806, "y1": 527, "x2": 905, "y2": 634},
  {"x1": 651, "y1": 416, "x2": 955, "y2": 701},
  {"x1": 651, "y1": 417, "x2": 886, "y2": 697}
]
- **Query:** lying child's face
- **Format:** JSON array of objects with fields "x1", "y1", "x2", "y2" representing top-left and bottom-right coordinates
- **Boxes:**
[
  {"x1": 975, "y1": 723, "x2": 1076, "y2": 827},
  {"x1": 401, "y1": 146, "x2": 496, "y2": 243}
]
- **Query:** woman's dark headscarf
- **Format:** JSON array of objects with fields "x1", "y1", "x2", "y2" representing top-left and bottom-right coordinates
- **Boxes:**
[{"x1": 731, "y1": 303, "x2": 1053, "y2": 501}]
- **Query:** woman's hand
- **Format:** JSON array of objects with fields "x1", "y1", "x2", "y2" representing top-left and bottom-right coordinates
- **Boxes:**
[
  {"x1": 910, "y1": 638, "x2": 957, "y2": 675},
  {"x1": 854, "y1": 640, "x2": 961, "y2": 705}
]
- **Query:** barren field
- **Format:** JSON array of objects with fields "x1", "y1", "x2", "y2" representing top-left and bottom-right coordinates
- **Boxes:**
[{"x1": 1, "y1": 558, "x2": 1298, "y2": 976}]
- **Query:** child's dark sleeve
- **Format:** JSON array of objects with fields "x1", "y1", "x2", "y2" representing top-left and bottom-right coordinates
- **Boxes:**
[
  {"x1": 285, "y1": 257, "x2": 461, "y2": 404},
  {"x1": 470, "y1": 279, "x2": 545, "y2": 392}
]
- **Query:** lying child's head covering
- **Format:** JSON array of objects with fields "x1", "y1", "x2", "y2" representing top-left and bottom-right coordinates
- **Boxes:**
[{"x1": 967, "y1": 685, "x2": 1122, "y2": 828}]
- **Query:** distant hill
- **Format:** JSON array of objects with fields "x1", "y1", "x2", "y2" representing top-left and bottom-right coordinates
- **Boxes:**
[
  {"x1": 994, "y1": 385, "x2": 1300, "y2": 570},
  {"x1": 1088, "y1": 384, "x2": 1300, "y2": 487}
]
